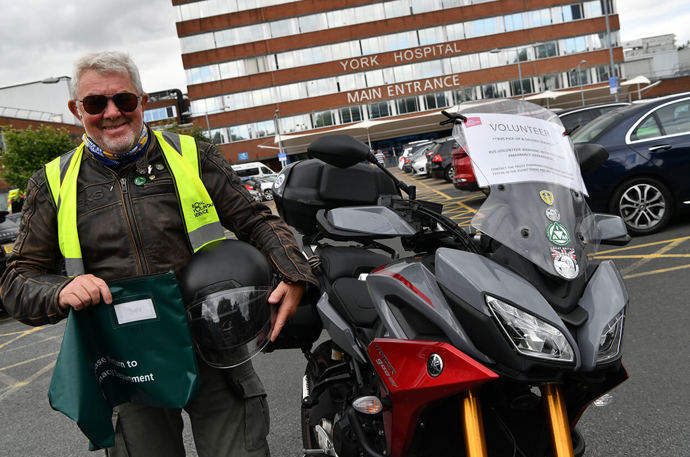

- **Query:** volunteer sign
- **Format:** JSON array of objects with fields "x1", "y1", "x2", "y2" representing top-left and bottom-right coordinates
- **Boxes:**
[{"x1": 458, "y1": 113, "x2": 587, "y2": 195}]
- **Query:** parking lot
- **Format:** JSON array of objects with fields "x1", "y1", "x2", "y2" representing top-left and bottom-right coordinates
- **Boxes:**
[{"x1": 2, "y1": 170, "x2": 690, "y2": 456}]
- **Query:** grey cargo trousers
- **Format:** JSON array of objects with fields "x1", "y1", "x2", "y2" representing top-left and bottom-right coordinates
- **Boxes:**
[{"x1": 105, "y1": 359, "x2": 270, "y2": 457}]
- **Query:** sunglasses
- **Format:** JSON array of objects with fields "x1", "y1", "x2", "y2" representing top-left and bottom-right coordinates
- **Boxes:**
[{"x1": 77, "y1": 92, "x2": 141, "y2": 115}]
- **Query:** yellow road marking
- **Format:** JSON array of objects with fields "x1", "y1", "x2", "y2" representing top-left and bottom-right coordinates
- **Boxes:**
[
  {"x1": 596, "y1": 253, "x2": 690, "y2": 260},
  {"x1": 415, "y1": 179, "x2": 478, "y2": 214},
  {"x1": 620, "y1": 238, "x2": 688, "y2": 276},
  {"x1": 624, "y1": 263, "x2": 690, "y2": 279},
  {"x1": 596, "y1": 235, "x2": 690, "y2": 255},
  {"x1": 0, "y1": 351, "x2": 59, "y2": 372},
  {"x1": 0, "y1": 360, "x2": 56, "y2": 402},
  {"x1": 0, "y1": 327, "x2": 44, "y2": 350},
  {"x1": 3, "y1": 335, "x2": 61, "y2": 354}
]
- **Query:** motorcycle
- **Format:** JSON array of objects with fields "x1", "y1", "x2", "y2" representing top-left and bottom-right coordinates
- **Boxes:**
[{"x1": 271, "y1": 99, "x2": 630, "y2": 457}]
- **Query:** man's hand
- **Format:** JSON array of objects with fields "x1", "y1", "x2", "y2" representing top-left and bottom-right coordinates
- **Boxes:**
[
  {"x1": 267, "y1": 280, "x2": 305, "y2": 341},
  {"x1": 58, "y1": 274, "x2": 112, "y2": 311}
]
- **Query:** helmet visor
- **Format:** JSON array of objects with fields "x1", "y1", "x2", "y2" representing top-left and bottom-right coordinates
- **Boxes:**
[{"x1": 187, "y1": 286, "x2": 275, "y2": 368}]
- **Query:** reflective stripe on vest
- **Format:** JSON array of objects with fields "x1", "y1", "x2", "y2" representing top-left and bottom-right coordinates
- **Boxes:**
[{"x1": 44, "y1": 132, "x2": 225, "y2": 277}]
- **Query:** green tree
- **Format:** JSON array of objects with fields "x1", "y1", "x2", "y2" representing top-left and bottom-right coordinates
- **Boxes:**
[{"x1": 1, "y1": 125, "x2": 78, "y2": 191}]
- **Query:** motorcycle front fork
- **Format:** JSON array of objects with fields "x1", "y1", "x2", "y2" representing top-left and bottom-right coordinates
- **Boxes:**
[{"x1": 461, "y1": 384, "x2": 574, "y2": 457}]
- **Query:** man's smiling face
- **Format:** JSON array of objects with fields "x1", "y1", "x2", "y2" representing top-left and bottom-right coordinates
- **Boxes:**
[{"x1": 69, "y1": 70, "x2": 148, "y2": 154}]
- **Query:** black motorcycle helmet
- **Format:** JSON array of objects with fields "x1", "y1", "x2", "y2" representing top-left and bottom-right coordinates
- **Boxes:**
[{"x1": 178, "y1": 240, "x2": 277, "y2": 368}]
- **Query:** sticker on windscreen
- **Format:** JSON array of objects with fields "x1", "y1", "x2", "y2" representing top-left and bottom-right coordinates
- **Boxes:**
[
  {"x1": 551, "y1": 247, "x2": 579, "y2": 279},
  {"x1": 546, "y1": 222, "x2": 570, "y2": 247}
]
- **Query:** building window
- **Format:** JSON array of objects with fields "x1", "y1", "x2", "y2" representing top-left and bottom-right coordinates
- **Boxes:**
[
  {"x1": 229, "y1": 125, "x2": 250, "y2": 142},
  {"x1": 368, "y1": 101, "x2": 392, "y2": 119},
  {"x1": 424, "y1": 92, "x2": 449, "y2": 110},
  {"x1": 396, "y1": 96, "x2": 419, "y2": 114},
  {"x1": 144, "y1": 106, "x2": 176, "y2": 123},
  {"x1": 313, "y1": 110, "x2": 336, "y2": 128},
  {"x1": 339, "y1": 106, "x2": 363, "y2": 124}
]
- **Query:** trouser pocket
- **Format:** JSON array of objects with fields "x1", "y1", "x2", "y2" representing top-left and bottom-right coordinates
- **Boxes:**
[{"x1": 226, "y1": 361, "x2": 271, "y2": 452}]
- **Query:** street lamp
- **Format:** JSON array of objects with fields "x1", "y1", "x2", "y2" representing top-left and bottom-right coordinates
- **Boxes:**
[
  {"x1": 490, "y1": 48, "x2": 524, "y2": 100},
  {"x1": 576, "y1": 59, "x2": 587, "y2": 106}
]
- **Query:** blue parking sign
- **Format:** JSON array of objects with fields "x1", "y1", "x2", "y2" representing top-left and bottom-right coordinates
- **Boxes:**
[{"x1": 238, "y1": 152, "x2": 249, "y2": 160}]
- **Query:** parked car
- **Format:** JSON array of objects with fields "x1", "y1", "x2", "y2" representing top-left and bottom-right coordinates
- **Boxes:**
[
  {"x1": 402, "y1": 144, "x2": 433, "y2": 173},
  {"x1": 241, "y1": 179, "x2": 264, "y2": 202},
  {"x1": 558, "y1": 102, "x2": 629, "y2": 133},
  {"x1": 0, "y1": 211, "x2": 21, "y2": 313},
  {"x1": 572, "y1": 93, "x2": 690, "y2": 235},
  {"x1": 399, "y1": 140, "x2": 433, "y2": 171},
  {"x1": 427, "y1": 136, "x2": 460, "y2": 182},
  {"x1": 410, "y1": 149, "x2": 431, "y2": 177},
  {"x1": 451, "y1": 145, "x2": 479, "y2": 191},
  {"x1": 245, "y1": 176, "x2": 277, "y2": 201}
]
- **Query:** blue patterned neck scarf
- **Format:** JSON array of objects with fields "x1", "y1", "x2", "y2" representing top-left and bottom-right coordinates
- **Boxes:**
[{"x1": 83, "y1": 124, "x2": 150, "y2": 166}]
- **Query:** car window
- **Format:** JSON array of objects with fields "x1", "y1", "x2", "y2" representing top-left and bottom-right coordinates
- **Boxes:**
[
  {"x1": 561, "y1": 111, "x2": 595, "y2": 132},
  {"x1": 631, "y1": 115, "x2": 662, "y2": 140},
  {"x1": 658, "y1": 100, "x2": 690, "y2": 135},
  {"x1": 260, "y1": 166, "x2": 274, "y2": 174},
  {"x1": 236, "y1": 167, "x2": 259, "y2": 177},
  {"x1": 571, "y1": 111, "x2": 622, "y2": 144}
]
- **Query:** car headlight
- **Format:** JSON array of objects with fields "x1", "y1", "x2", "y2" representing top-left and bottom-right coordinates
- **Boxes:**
[
  {"x1": 596, "y1": 309, "x2": 625, "y2": 363},
  {"x1": 487, "y1": 295, "x2": 575, "y2": 363}
]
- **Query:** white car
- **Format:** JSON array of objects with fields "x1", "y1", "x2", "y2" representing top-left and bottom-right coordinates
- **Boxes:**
[
  {"x1": 398, "y1": 140, "x2": 432, "y2": 170},
  {"x1": 411, "y1": 154, "x2": 429, "y2": 176}
]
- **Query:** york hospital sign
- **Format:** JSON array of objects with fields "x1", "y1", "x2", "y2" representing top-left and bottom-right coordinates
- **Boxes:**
[{"x1": 340, "y1": 41, "x2": 464, "y2": 104}]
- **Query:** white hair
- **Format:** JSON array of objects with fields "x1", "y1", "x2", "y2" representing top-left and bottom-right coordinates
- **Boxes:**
[{"x1": 71, "y1": 51, "x2": 144, "y2": 97}]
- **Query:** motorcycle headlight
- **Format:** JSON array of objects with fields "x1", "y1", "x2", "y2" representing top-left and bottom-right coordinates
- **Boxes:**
[
  {"x1": 487, "y1": 295, "x2": 575, "y2": 363},
  {"x1": 596, "y1": 310, "x2": 625, "y2": 363}
]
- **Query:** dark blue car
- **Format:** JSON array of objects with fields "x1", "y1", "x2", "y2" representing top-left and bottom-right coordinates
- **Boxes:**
[{"x1": 572, "y1": 93, "x2": 690, "y2": 235}]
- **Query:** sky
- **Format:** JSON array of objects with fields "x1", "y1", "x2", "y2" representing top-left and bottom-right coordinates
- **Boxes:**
[{"x1": 0, "y1": 0, "x2": 689, "y2": 95}]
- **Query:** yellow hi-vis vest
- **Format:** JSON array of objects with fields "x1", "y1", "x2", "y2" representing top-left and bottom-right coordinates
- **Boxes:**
[{"x1": 44, "y1": 131, "x2": 225, "y2": 277}]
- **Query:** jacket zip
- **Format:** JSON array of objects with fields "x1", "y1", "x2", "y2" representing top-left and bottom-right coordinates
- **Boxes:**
[{"x1": 118, "y1": 176, "x2": 148, "y2": 274}]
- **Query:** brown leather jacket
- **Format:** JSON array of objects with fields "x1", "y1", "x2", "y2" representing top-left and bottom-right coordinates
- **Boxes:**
[{"x1": 0, "y1": 133, "x2": 317, "y2": 326}]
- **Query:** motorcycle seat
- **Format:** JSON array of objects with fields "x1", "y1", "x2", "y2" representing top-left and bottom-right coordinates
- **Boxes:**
[
  {"x1": 330, "y1": 277, "x2": 378, "y2": 327},
  {"x1": 318, "y1": 246, "x2": 390, "y2": 283}
]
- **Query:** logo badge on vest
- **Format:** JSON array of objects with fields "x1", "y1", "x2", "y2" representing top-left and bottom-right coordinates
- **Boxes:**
[{"x1": 192, "y1": 201, "x2": 213, "y2": 217}]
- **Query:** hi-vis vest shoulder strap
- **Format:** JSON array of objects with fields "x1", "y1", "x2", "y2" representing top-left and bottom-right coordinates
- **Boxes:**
[{"x1": 44, "y1": 131, "x2": 225, "y2": 277}]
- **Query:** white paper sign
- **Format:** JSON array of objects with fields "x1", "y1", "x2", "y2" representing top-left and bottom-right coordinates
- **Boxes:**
[
  {"x1": 114, "y1": 298, "x2": 157, "y2": 324},
  {"x1": 459, "y1": 113, "x2": 587, "y2": 195}
]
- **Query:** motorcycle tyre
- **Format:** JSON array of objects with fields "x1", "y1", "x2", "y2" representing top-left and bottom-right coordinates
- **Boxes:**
[{"x1": 301, "y1": 341, "x2": 337, "y2": 450}]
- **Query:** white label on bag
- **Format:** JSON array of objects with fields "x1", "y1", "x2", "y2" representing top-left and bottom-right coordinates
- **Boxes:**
[{"x1": 114, "y1": 299, "x2": 157, "y2": 324}]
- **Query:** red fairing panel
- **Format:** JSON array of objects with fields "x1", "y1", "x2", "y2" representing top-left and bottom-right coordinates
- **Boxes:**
[{"x1": 367, "y1": 338, "x2": 498, "y2": 457}]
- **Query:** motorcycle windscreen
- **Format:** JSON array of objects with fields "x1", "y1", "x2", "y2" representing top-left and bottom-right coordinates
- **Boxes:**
[{"x1": 450, "y1": 100, "x2": 600, "y2": 279}]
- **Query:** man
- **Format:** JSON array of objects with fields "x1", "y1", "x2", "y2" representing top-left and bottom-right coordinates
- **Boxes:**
[
  {"x1": 375, "y1": 148, "x2": 384, "y2": 166},
  {"x1": 0, "y1": 51, "x2": 317, "y2": 456}
]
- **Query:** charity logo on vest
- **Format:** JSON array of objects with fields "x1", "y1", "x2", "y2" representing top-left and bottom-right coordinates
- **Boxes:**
[{"x1": 192, "y1": 201, "x2": 213, "y2": 217}]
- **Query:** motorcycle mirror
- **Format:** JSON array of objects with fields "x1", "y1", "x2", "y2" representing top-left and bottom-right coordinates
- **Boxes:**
[
  {"x1": 592, "y1": 213, "x2": 631, "y2": 246},
  {"x1": 308, "y1": 135, "x2": 373, "y2": 168},
  {"x1": 574, "y1": 143, "x2": 608, "y2": 174}
]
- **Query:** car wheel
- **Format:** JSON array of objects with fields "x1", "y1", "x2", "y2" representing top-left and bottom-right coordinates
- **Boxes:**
[
  {"x1": 263, "y1": 189, "x2": 273, "y2": 201},
  {"x1": 610, "y1": 177, "x2": 673, "y2": 235},
  {"x1": 445, "y1": 166, "x2": 454, "y2": 183}
]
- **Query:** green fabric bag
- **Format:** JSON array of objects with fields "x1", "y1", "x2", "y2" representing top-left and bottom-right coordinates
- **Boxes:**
[{"x1": 48, "y1": 271, "x2": 199, "y2": 450}]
